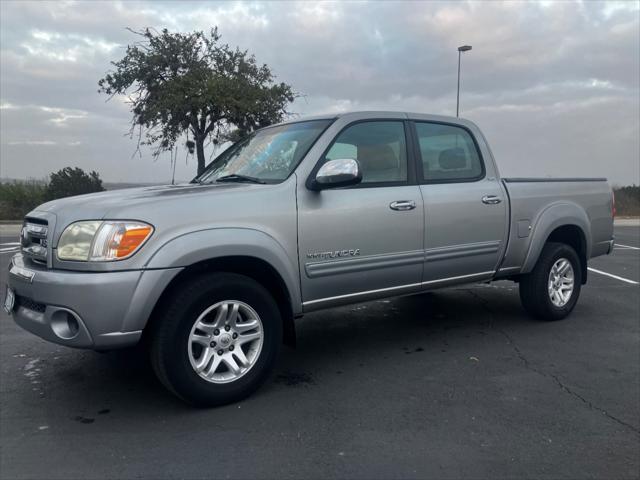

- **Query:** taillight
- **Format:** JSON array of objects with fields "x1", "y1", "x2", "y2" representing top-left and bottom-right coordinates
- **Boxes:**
[{"x1": 612, "y1": 190, "x2": 616, "y2": 218}]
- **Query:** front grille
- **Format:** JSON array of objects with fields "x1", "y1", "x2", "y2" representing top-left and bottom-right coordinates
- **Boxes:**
[
  {"x1": 15, "y1": 295, "x2": 46, "y2": 313},
  {"x1": 21, "y1": 217, "x2": 49, "y2": 265}
]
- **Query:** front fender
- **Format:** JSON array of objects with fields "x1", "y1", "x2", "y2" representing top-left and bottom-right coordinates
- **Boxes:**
[
  {"x1": 144, "y1": 227, "x2": 302, "y2": 312},
  {"x1": 522, "y1": 202, "x2": 591, "y2": 273}
]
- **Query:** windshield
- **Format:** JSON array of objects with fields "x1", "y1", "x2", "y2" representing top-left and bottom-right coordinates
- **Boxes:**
[{"x1": 195, "y1": 119, "x2": 332, "y2": 184}]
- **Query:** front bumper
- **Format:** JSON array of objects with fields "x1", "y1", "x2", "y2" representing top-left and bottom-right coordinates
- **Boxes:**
[{"x1": 6, "y1": 254, "x2": 181, "y2": 349}]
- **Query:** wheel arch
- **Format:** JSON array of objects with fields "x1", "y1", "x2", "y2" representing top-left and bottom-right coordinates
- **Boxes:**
[
  {"x1": 545, "y1": 225, "x2": 588, "y2": 283},
  {"x1": 141, "y1": 228, "x2": 301, "y2": 347},
  {"x1": 522, "y1": 202, "x2": 591, "y2": 284},
  {"x1": 144, "y1": 255, "x2": 297, "y2": 347}
]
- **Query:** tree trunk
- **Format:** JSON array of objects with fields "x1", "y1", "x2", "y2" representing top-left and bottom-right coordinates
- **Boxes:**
[{"x1": 195, "y1": 137, "x2": 206, "y2": 176}]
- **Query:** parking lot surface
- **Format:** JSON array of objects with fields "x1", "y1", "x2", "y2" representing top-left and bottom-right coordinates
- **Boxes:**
[{"x1": 1, "y1": 225, "x2": 638, "y2": 479}]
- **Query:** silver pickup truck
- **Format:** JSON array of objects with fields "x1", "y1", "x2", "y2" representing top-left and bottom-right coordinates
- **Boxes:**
[{"x1": 5, "y1": 111, "x2": 615, "y2": 406}]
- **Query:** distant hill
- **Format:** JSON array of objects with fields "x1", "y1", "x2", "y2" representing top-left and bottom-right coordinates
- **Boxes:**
[{"x1": 0, "y1": 178, "x2": 187, "y2": 190}]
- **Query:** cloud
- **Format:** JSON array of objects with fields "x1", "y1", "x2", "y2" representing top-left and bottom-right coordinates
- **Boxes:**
[
  {"x1": 39, "y1": 106, "x2": 89, "y2": 126},
  {"x1": 5, "y1": 140, "x2": 82, "y2": 146},
  {"x1": 21, "y1": 29, "x2": 120, "y2": 62},
  {"x1": 0, "y1": 0, "x2": 638, "y2": 185},
  {"x1": 0, "y1": 102, "x2": 19, "y2": 110},
  {"x1": 7, "y1": 140, "x2": 58, "y2": 146}
]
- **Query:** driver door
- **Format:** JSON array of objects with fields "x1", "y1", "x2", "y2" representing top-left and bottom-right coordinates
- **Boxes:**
[{"x1": 297, "y1": 120, "x2": 424, "y2": 310}]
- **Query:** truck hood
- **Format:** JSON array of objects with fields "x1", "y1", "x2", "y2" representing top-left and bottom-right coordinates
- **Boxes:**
[{"x1": 32, "y1": 182, "x2": 258, "y2": 233}]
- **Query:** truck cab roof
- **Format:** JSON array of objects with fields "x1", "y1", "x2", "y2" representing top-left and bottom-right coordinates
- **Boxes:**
[{"x1": 276, "y1": 110, "x2": 478, "y2": 130}]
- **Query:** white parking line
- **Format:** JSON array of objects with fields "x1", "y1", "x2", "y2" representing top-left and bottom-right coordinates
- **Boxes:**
[
  {"x1": 0, "y1": 242, "x2": 20, "y2": 254},
  {"x1": 588, "y1": 267, "x2": 639, "y2": 285},
  {"x1": 615, "y1": 243, "x2": 640, "y2": 251}
]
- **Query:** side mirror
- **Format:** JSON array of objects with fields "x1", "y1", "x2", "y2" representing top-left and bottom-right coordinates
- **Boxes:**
[{"x1": 310, "y1": 158, "x2": 362, "y2": 191}]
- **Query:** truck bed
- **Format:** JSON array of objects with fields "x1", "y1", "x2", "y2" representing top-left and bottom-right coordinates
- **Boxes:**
[{"x1": 498, "y1": 177, "x2": 614, "y2": 276}]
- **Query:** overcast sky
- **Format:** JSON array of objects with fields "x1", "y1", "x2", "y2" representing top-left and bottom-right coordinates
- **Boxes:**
[{"x1": 1, "y1": 0, "x2": 638, "y2": 185}]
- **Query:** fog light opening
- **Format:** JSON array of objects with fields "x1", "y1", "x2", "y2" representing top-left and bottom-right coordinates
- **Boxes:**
[{"x1": 51, "y1": 309, "x2": 80, "y2": 340}]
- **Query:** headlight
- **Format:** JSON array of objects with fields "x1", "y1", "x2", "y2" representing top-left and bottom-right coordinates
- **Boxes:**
[{"x1": 57, "y1": 221, "x2": 154, "y2": 262}]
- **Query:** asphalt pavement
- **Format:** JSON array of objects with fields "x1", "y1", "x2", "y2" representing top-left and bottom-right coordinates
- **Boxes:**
[{"x1": 0, "y1": 225, "x2": 638, "y2": 479}]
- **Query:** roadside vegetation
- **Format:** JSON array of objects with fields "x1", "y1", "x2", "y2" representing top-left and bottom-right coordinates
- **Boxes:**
[
  {"x1": 0, "y1": 167, "x2": 104, "y2": 220},
  {"x1": 614, "y1": 185, "x2": 640, "y2": 217}
]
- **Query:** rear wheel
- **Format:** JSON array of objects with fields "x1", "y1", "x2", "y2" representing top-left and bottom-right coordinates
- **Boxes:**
[
  {"x1": 519, "y1": 242, "x2": 582, "y2": 321},
  {"x1": 149, "y1": 272, "x2": 282, "y2": 406}
]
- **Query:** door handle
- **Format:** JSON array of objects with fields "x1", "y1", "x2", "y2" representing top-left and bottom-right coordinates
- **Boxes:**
[
  {"x1": 390, "y1": 200, "x2": 416, "y2": 211},
  {"x1": 482, "y1": 195, "x2": 502, "y2": 205}
]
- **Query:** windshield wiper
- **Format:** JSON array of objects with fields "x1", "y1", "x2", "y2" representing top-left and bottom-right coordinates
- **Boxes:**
[{"x1": 216, "y1": 174, "x2": 266, "y2": 184}]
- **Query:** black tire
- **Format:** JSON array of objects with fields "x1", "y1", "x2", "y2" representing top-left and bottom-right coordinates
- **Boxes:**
[
  {"x1": 149, "y1": 272, "x2": 282, "y2": 407},
  {"x1": 519, "y1": 242, "x2": 582, "y2": 321}
]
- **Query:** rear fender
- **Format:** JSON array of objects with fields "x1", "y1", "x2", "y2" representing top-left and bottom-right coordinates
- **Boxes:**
[{"x1": 522, "y1": 202, "x2": 591, "y2": 274}]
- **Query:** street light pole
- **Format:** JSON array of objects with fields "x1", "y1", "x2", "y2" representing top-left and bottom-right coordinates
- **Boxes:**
[{"x1": 456, "y1": 45, "x2": 472, "y2": 117}]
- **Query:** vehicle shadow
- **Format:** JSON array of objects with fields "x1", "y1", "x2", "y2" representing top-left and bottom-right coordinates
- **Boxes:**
[
  {"x1": 36, "y1": 285, "x2": 528, "y2": 414},
  {"x1": 272, "y1": 285, "x2": 526, "y2": 375}
]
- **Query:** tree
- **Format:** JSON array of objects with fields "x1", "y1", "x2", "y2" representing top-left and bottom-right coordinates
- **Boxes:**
[
  {"x1": 98, "y1": 28, "x2": 296, "y2": 175},
  {"x1": 45, "y1": 167, "x2": 104, "y2": 200}
]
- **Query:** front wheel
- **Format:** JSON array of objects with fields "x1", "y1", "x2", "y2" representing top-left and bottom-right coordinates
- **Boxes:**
[
  {"x1": 149, "y1": 273, "x2": 282, "y2": 406},
  {"x1": 519, "y1": 242, "x2": 582, "y2": 321}
]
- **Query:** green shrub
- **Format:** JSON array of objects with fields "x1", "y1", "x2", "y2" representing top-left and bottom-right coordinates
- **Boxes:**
[
  {"x1": 0, "y1": 180, "x2": 47, "y2": 221},
  {"x1": 45, "y1": 167, "x2": 104, "y2": 200},
  {"x1": 614, "y1": 185, "x2": 639, "y2": 217},
  {"x1": 0, "y1": 167, "x2": 105, "y2": 220}
]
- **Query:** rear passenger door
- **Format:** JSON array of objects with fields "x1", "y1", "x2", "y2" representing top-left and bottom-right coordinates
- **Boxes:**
[
  {"x1": 412, "y1": 121, "x2": 507, "y2": 286},
  {"x1": 297, "y1": 120, "x2": 424, "y2": 309}
]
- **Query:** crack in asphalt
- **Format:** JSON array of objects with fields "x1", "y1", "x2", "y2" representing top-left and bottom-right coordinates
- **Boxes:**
[{"x1": 466, "y1": 288, "x2": 640, "y2": 436}]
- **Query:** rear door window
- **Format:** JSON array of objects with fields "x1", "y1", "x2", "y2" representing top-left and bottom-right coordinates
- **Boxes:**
[{"x1": 414, "y1": 122, "x2": 484, "y2": 182}]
